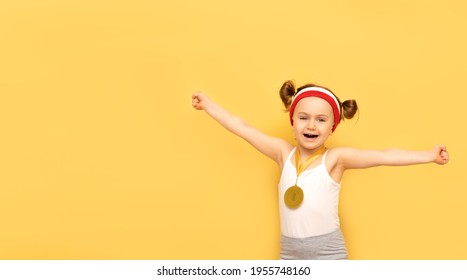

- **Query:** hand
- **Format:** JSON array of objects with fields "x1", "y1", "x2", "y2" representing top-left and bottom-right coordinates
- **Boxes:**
[
  {"x1": 433, "y1": 145, "x2": 449, "y2": 165},
  {"x1": 192, "y1": 91, "x2": 210, "y2": 111}
]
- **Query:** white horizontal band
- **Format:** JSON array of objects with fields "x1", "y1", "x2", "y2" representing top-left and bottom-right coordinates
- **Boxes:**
[{"x1": 293, "y1": 87, "x2": 340, "y2": 115}]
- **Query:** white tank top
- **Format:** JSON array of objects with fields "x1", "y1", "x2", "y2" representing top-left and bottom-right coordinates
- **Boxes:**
[{"x1": 278, "y1": 148, "x2": 341, "y2": 238}]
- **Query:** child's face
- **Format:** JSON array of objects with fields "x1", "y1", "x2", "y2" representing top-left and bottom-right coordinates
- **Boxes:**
[{"x1": 291, "y1": 97, "x2": 334, "y2": 151}]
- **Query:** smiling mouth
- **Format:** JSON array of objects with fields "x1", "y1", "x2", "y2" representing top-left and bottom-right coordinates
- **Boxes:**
[{"x1": 303, "y1": 133, "x2": 318, "y2": 139}]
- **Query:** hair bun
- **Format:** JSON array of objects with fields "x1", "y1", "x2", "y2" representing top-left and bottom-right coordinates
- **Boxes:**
[
  {"x1": 279, "y1": 80, "x2": 296, "y2": 112},
  {"x1": 341, "y1": 99, "x2": 358, "y2": 120}
]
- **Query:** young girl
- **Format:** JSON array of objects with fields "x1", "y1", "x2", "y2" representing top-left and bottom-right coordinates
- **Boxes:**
[{"x1": 191, "y1": 80, "x2": 449, "y2": 260}]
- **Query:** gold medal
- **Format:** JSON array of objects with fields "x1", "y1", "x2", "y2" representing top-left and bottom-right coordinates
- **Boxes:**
[
  {"x1": 284, "y1": 146, "x2": 326, "y2": 209},
  {"x1": 284, "y1": 185, "x2": 304, "y2": 208}
]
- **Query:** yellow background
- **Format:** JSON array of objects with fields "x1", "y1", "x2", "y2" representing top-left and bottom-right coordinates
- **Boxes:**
[{"x1": 1, "y1": 0, "x2": 466, "y2": 259}]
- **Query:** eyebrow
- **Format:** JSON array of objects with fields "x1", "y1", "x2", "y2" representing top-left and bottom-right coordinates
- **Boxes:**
[{"x1": 297, "y1": 112, "x2": 330, "y2": 117}]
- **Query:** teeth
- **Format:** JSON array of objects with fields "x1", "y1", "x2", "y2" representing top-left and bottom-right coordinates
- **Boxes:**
[{"x1": 304, "y1": 134, "x2": 317, "y2": 138}]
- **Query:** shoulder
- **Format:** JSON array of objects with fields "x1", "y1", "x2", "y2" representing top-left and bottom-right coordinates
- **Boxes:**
[
  {"x1": 326, "y1": 147, "x2": 363, "y2": 167},
  {"x1": 325, "y1": 147, "x2": 346, "y2": 162}
]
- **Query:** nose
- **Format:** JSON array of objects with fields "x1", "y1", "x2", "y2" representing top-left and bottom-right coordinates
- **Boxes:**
[{"x1": 306, "y1": 120, "x2": 316, "y2": 130}]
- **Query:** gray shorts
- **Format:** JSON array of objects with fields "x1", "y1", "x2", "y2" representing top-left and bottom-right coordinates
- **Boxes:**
[{"x1": 280, "y1": 229, "x2": 348, "y2": 260}]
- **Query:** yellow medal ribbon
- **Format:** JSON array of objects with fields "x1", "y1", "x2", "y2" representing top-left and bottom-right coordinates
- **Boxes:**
[{"x1": 284, "y1": 146, "x2": 327, "y2": 209}]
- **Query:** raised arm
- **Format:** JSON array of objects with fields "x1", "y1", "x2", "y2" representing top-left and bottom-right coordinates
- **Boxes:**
[
  {"x1": 334, "y1": 145, "x2": 449, "y2": 170},
  {"x1": 192, "y1": 92, "x2": 292, "y2": 167}
]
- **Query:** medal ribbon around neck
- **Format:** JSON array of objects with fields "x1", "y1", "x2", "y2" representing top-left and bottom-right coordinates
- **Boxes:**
[{"x1": 284, "y1": 146, "x2": 327, "y2": 209}]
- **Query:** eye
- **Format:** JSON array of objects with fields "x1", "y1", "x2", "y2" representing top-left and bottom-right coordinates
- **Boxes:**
[{"x1": 317, "y1": 118, "x2": 326, "y2": 122}]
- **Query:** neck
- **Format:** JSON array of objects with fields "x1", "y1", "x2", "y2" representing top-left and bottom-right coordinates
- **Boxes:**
[{"x1": 297, "y1": 145, "x2": 326, "y2": 160}]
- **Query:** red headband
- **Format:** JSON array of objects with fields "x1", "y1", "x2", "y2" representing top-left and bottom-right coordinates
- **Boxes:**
[{"x1": 289, "y1": 87, "x2": 341, "y2": 132}]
